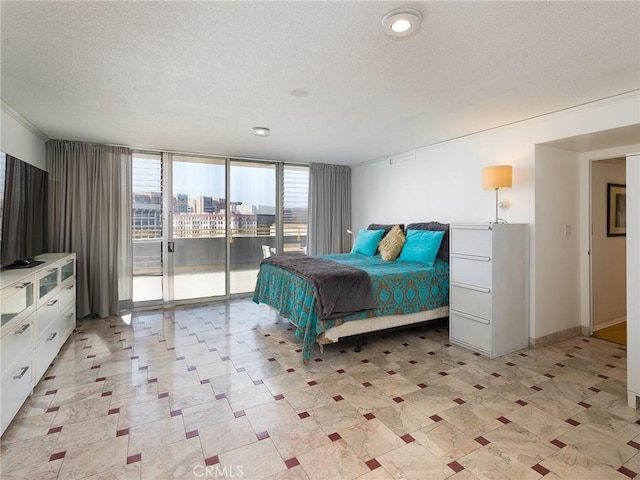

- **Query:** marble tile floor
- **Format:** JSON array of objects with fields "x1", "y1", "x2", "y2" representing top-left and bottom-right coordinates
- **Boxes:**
[{"x1": 2, "y1": 299, "x2": 639, "y2": 480}]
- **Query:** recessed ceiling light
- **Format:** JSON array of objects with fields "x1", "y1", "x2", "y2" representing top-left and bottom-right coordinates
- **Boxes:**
[
  {"x1": 251, "y1": 127, "x2": 270, "y2": 136},
  {"x1": 382, "y1": 8, "x2": 423, "y2": 38}
]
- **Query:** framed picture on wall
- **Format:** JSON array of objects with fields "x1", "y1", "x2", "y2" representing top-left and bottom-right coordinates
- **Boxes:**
[{"x1": 607, "y1": 183, "x2": 626, "y2": 237}]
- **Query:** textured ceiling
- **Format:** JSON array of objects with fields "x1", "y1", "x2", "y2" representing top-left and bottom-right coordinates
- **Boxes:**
[{"x1": 1, "y1": 1, "x2": 639, "y2": 165}]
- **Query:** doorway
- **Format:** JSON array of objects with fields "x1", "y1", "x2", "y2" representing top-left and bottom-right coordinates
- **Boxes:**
[{"x1": 591, "y1": 157, "x2": 627, "y2": 345}]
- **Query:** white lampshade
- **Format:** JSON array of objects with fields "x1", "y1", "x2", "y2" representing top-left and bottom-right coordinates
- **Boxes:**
[{"x1": 482, "y1": 165, "x2": 513, "y2": 190}]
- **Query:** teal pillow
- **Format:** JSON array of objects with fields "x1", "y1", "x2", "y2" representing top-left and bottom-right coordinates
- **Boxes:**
[
  {"x1": 398, "y1": 229, "x2": 445, "y2": 266},
  {"x1": 351, "y1": 229, "x2": 384, "y2": 256}
]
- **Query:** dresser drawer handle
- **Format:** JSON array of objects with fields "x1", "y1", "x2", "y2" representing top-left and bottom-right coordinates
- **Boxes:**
[
  {"x1": 451, "y1": 253, "x2": 491, "y2": 262},
  {"x1": 47, "y1": 268, "x2": 58, "y2": 273},
  {"x1": 47, "y1": 332, "x2": 58, "y2": 341},
  {"x1": 16, "y1": 281, "x2": 33, "y2": 289},
  {"x1": 451, "y1": 309, "x2": 490, "y2": 324},
  {"x1": 453, "y1": 225, "x2": 492, "y2": 231},
  {"x1": 66, "y1": 285, "x2": 74, "y2": 290},
  {"x1": 46, "y1": 300, "x2": 58, "y2": 307},
  {"x1": 451, "y1": 282, "x2": 491, "y2": 293},
  {"x1": 14, "y1": 366, "x2": 29, "y2": 379},
  {"x1": 65, "y1": 313, "x2": 74, "y2": 318},
  {"x1": 14, "y1": 323, "x2": 31, "y2": 334}
]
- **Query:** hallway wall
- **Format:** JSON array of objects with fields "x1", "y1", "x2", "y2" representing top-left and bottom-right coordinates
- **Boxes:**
[{"x1": 591, "y1": 159, "x2": 627, "y2": 330}]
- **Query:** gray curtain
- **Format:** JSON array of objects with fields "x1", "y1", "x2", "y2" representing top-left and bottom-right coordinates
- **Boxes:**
[
  {"x1": 118, "y1": 155, "x2": 133, "y2": 312},
  {"x1": 308, "y1": 163, "x2": 351, "y2": 255},
  {"x1": 47, "y1": 141, "x2": 132, "y2": 318}
]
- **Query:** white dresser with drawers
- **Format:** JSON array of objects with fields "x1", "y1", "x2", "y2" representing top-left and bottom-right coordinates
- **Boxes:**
[
  {"x1": 1, "y1": 253, "x2": 76, "y2": 434},
  {"x1": 449, "y1": 224, "x2": 528, "y2": 358}
]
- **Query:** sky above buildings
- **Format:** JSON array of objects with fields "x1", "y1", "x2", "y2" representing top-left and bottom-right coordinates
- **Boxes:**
[{"x1": 135, "y1": 158, "x2": 277, "y2": 207}]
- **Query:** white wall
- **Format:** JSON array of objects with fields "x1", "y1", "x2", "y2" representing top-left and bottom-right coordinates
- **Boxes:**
[
  {"x1": 353, "y1": 93, "x2": 638, "y2": 231},
  {"x1": 591, "y1": 160, "x2": 626, "y2": 329},
  {"x1": 534, "y1": 145, "x2": 581, "y2": 339},
  {"x1": 352, "y1": 128, "x2": 535, "y2": 228},
  {"x1": 0, "y1": 106, "x2": 47, "y2": 169},
  {"x1": 352, "y1": 91, "x2": 640, "y2": 343}
]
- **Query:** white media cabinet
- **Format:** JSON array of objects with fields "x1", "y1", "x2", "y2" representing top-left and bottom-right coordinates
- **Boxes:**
[{"x1": 1, "y1": 253, "x2": 76, "y2": 434}]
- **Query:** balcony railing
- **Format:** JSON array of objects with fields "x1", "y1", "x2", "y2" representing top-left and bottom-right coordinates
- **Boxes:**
[{"x1": 132, "y1": 235, "x2": 307, "y2": 275}]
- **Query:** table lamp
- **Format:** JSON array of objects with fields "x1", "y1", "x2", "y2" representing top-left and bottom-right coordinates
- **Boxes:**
[{"x1": 482, "y1": 165, "x2": 512, "y2": 224}]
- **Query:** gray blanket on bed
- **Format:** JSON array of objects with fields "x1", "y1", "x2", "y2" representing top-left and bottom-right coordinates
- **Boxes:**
[{"x1": 261, "y1": 255, "x2": 376, "y2": 320}]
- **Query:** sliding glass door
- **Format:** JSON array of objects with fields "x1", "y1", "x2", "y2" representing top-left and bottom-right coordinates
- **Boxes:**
[
  {"x1": 283, "y1": 165, "x2": 309, "y2": 254},
  {"x1": 131, "y1": 152, "x2": 307, "y2": 306},
  {"x1": 171, "y1": 155, "x2": 226, "y2": 301},
  {"x1": 132, "y1": 153, "x2": 163, "y2": 303},
  {"x1": 229, "y1": 160, "x2": 277, "y2": 294}
]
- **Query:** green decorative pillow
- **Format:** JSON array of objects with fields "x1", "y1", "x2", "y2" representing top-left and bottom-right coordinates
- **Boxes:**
[{"x1": 378, "y1": 225, "x2": 405, "y2": 261}]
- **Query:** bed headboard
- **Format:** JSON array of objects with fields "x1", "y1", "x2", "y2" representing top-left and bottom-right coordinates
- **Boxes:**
[
  {"x1": 367, "y1": 222, "x2": 449, "y2": 262},
  {"x1": 367, "y1": 223, "x2": 405, "y2": 236},
  {"x1": 405, "y1": 222, "x2": 450, "y2": 262}
]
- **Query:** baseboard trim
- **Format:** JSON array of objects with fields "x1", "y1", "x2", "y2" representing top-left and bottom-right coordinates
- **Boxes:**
[
  {"x1": 530, "y1": 326, "x2": 583, "y2": 348},
  {"x1": 593, "y1": 316, "x2": 627, "y2": 332}
]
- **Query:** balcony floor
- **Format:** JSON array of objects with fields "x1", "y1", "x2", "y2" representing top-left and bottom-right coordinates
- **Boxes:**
[{"x1": 133, "y1": 269, "x2": 259, "y2": 303}]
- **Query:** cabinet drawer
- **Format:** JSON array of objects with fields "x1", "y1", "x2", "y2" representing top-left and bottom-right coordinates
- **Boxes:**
[
  {"x1": 1, "y1": 313, "x2": 35, "y2": 374},
  {"x1": 1, "y1": 351, "x2": 33, "y2": 433},
  {"x1": 36, "y1": 266, "x2": 60, "y2": 307},
  {"x1": 60, "y1": 257, "x2": 75, "y2": 286},
  {"x1": 450, "y1": 256, "x2": 492, "y2": 287},
  {"x1": 59, "y1": 304, "x2": 76, "y2": 343},
  {"x1": 451, "y1": 284, "x2": 492, "y2": 320},
  {"x1": 451, "y1": 226, "x2": 492, "y2": 257},
  {"x1": 36, "y1": 294, "x2": 60, "y2": 337},
  {"x1": 450, "y1": 311, "x2": 492, "y2": 355},
  {"x1": 34, "y1": 320, "x2": 61, "y2": 384},
  {"x1": 59, "y1": 281, "x2": 76, "y2": 311},
  {"x1": 1, "y1": 278, "x2": 35, "y2": 335}
]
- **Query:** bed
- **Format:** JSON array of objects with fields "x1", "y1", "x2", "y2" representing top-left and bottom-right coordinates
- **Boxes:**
[{"x1": 252, "y1": 222, "x2": 450, "y2": 362}]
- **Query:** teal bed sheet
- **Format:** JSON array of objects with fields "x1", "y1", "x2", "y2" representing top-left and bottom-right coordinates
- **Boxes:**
[{"x1": 253, "y1": 253, "x2": 449, "y2": 362}]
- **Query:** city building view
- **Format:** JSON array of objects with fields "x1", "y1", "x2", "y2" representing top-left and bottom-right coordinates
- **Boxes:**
[{"x1": 132, "y1": 192, "x2": 306, "y2": 241}]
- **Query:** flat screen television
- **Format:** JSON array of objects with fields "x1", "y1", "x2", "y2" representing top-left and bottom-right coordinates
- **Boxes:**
[{"x1": 0, "y1": 152, "x2": 48, "y2": 269}]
